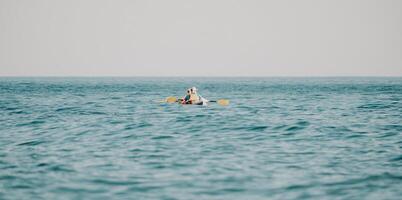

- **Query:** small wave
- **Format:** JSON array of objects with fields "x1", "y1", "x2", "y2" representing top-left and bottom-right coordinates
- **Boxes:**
[
  {"x1": 55, "y1": 107, "x2": 77, "y2": 112},
  {"x1": 296, "y1": 121, "x2": 310, "y2": 126},
  {"x1": 381, "y1": 124, "x2": 402, "y2": 132},
  {"x1": 127, "y1": 185, "x2": 161, "y2": 192},
  {"x1": 36, "y1": 163, "x2": 49, "y2": 167},
  {"x1": 90, "y1": 179, "x2": 141, "y2": 186},
  {"x1": 9, "y1": 110, "x2": 26, "y2": 114},
  {"x1": 273, "y1": 125, "x2": 287, "y2": 130},
  {"x1": 357, "y1": 103, "x2": 393, "y2": 110},
  {"x1": 285, "y1": 126, "x2": 304, "y2": 132},
  {"x1": 129, "y1": 148, "x2": 143, "y2": 152},
  {"x1": 53, "y1": 186, "x2": 105, "y2": 194},
  {"x1": 16, "y1": 120, "x2": 45, "y2": 127},
  {"x1": 221, "y1": 187, "x2": 246, "y2": 192},
  {"x1": 4, "y1": 107, "x2": 18, "y2": 111},
  {"x1": 249, "y1": 126, "x2": 269, "y2": 131},
  {"x1": 221, "y1": 125, "x2": 268, "y2": 132},
  {"x1": 285, "y1": 183, "x2": 313, "y2": 190},
  {"x1": 389, "y1": 155, "x2": 402, "y2": 162},
  {"x1": 274, "y1": 121, "x2": 310, "y2": 133},
  {"x1": 284, "y1": 172, "x2": 402, "y2": 191},
  {"x1": 10, "y1": 184, "x2": 32, "y2": 189},
  {"x1": 325, "y1": 172, "x2": 402, "y2": 186},
  {"x1": 175, "y1": 117, "x2": 192, "y2": 122},
  {"x1": 49, "y1": 165, "x2": 75, "y2": 173},
  {"x1": 124, "y1": 122, "x2": 152, "y2": 130},
  {"x1": 137, "y1": 122, "x2": 153, "y2": 128},
  {"x1": 151, "y1": 135, "x2": 174, "y2": 140},
  {"x1": 86, "y1": 111, "x2": 107, "y2": 115},
  {"x1": 17, "y1": 140, "x2": 46, "y2": 146},
  {"x1": 345, "y1": 134, "x2": 365, "y2": 139},
  {"x1": 376, "y1": 132, "x2": 398, "y2": 138},
  {"x1": 0, "y1": 175, "x2": 17, "y2": 181}
]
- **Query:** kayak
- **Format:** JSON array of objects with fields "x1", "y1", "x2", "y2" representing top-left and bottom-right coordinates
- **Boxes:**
[
  {"x1": 179, "y1": 99, "x2": 208, "y2": 106},
  {"x1": 165, "y1": 96, "x2": 229, "y2": 106}
]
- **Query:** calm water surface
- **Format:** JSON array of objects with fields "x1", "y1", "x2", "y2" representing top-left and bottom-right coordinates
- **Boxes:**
[{"x1": 0, "y1": 77, "x2": 401, "y2": 199}]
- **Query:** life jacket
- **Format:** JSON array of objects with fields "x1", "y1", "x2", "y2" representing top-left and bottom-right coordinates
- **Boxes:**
[{"x1": 184, "y1": 95, "x2": 190, "y2": 101}]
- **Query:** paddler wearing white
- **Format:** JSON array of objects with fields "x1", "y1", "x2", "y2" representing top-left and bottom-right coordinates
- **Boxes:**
[{"x1": 180, "y1": 87, "x2": 208, "y2": 105}]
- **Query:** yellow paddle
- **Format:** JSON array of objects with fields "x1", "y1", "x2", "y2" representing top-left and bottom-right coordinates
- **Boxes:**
[
  {"x1": 210, "y1": 99, "x2": 230, "y2": 106},
  {"x1": 165, "y1": 96, "x2": 178, "y2": 103}
]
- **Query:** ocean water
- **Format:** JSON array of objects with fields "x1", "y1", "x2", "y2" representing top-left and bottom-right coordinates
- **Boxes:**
[{"x1": 0, "y1": 77, "x2": 401, "y2": 200}]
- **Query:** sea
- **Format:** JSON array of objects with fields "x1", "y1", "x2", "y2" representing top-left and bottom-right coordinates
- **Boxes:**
[{"x1": 0, "y1": 77, "x2": 401, "y2": 200}]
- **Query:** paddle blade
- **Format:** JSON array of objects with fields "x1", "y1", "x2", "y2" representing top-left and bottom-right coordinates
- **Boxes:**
[
  {"x1": 217, "y1": 99, "x2": 229, "y2": 106},
  {"x1": 166, "y1": 96, "x2": 178, "y2": 103}
]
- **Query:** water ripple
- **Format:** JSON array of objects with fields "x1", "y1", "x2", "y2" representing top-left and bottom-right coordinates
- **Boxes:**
[{"x1": 0, "y1": 77, "x2": 401, "y2": 199}]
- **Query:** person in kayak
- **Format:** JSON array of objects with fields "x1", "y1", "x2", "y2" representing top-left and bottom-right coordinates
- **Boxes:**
[
  {"x1": 181, "y1": 88, "x2": 191, "y2": 104},
  {"x1": 181, "y1": 87, "x2": 207, "y2": 104}
]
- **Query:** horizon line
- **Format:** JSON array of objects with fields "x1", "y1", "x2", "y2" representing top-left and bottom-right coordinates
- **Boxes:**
[{"x1": 0, "y1": 75, "x2": 401, "y2": 78}]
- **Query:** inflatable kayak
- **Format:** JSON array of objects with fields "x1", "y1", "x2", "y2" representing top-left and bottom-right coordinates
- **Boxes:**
[
  {"x1": 164, "y1": 96, "x2": 229, "y2": 106},
  {"x1": 179, "y1": 98, "x2": 208, "y2": 106}
]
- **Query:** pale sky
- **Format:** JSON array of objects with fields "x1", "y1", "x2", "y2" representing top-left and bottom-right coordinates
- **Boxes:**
[{"x1": 0, "y1": 0, "x2": 401, "y2": 76}]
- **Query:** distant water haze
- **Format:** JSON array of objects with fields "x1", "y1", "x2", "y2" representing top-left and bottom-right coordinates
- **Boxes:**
[{"x1": 0, "y1": 0, "x2": 402, "y2": 76}]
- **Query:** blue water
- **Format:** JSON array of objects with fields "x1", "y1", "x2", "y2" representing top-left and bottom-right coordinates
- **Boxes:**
[{"x1": 0, "y1": 77, "x2": 401, "y2": 200}]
